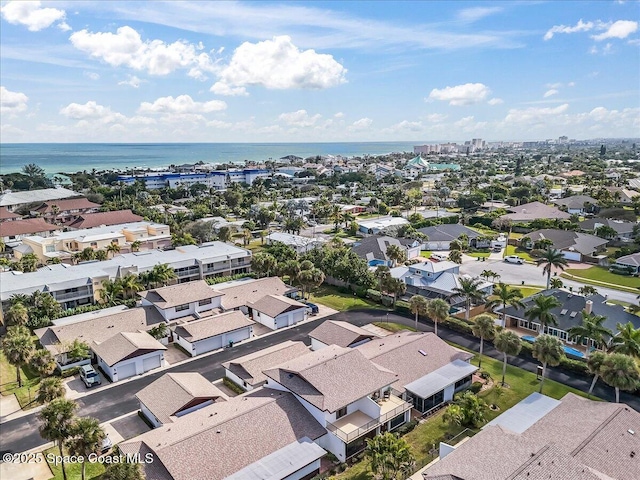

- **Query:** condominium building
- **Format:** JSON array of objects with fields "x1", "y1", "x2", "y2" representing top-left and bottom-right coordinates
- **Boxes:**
[{"x1": 117, "y1": 169, "x2": 270, "y2": 191}]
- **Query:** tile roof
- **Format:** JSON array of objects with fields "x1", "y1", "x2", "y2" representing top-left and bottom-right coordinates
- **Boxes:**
[
  {"x1": 119, "y1": 389, "x2": 326, "y2": 480},
  {"x1": 247, "y1": 294, "x2": 307, "y2": 318},
  {"x1": 0, "y1": 206, "x2": 21, "y2": 220},
  {"x1": 140, "y1": 280, "x2": 223, "y2": 309},
  {"x1": 92, "y1": 331, "x2": 166, "y2": 366},
  {"x1": 33, "y1": 198, "x2": 100, "y2": 214},
  {"x1": 263, "y1": 345, "x2": 398, "y2": 412},
  {"x1": 65, "y1": 209, "x2": 143, "y2": 229},
  {"x1": 173, "y1": 310, "x2": 254, "y2": 342},
  {"x1": 215, "y1": 277, "x2": 297, "y2": 310},
  {"x1": 222, "y1": 340, "x2": 310, "y2": 388},
  {"x1": 357, "y1": 332, "x2": 473, "y2": 393},
  {"x1": 135, "y1": 373, "x2": 224, "y2": 424},
  {"x1": 35, "y1": 306, "x2": 165, "y2": 355},
  {"x1": 309, "y1": 320, "x2": 378, "y2": 348},
  {"x1": 0, "y1": 218, "x2": 60, "y2": 237}
]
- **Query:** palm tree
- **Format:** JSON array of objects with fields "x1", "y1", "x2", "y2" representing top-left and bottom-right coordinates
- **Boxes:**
[
  {"x1": 150, "y1": 264, "x2": 177, "y2": 287},
  {"x1": 278, "y1": 259, "x2": 301, "y2": 284},
  {"x1": 485, "y1": 282, "x2": 524, "y2": 328},
  {"x1": 251, "y1": 252, "x2": 278, "y2": 278},
  {"x1": 524, "y1": 294, "x2": 562, "y2": 335},
  {"x1": 426, "y1": 298, "x2": 450, "y2": 336},
  {"x1": 550, "y1": 277, "x2": 564, "y2": 289},
  {"x1": 536, "y1": 248, "x2": 569, "y2": 289},
  {"x1": 67, "y1": 417, "x2": 106, "y2": 480},
  {"x1": 94, "y1": 249, "x2": 108, "y2": 261},
  {"x1": 364, "y1": 432, "x2": 415, "y2": 480},
  {"x1": 298, "y1": 267, "x2": 325, "y2": 299},
  {"x1": 130, "y1": 240, "x2": 142, "y2": 252},
  {"x1": 118, "y1": 274, "x2": 143, "y2": 300},
  {"x1": 5, "y1": 302, "x2": 29, "y2": 325},
  {"x1": 409, "y1": 295, "x2": 428, "y2": 330},
  {"x1": 599, "y1": 353, "x2": 640, "y2": 403},
  {"x1": 448, "y1": 250, "x2": 462, "y2": 264},
  {"x1": 375, "y1": 265, "x2": 391, "y2": 294},
  {"x1": 106, "y1": 243, "x2": 121, "y2": 259},
  {"x1": 1, "y1": 326, "x2": 34, "y2": 387},
  {"x1": 30, "y1": 349, "x2": 57, "y2": 377},
  {"x1": 453, "y1": 277, "x2": 486, "y2": 321},
  {"x1": 532, "y1": 334, "x2": 565, "y2": 393},
  {"x1": 609, "y1": 322, "x2": 640, "y2": 358},
  {"x1": 329, "y1": 205, "x2": 343, "y2": 232},
  {"x1": 39, "y1": 398, "x2": 78, "y2": 480},
  {"x1": 383, "y1": 276, "x2": 406, "y2": 307},
  {"x1": 66, "y1": 339, "x2": 90, "y2": 363},
  {"x1": 100, "y1": 279, "x2": 124, "y2": 306},
  {"x1": 567, "y1": 312, "x2": 611, "y2": 359},
  {"x1": 102, "y1": 461, "x2": 146, "y2": 480},
  {"x1": 586, "y1": 351, "x2": 606, "y2": 398},
  {"x1": 494, "y1": 330, "x2": 522, "y2": 386},
  {"x1": 19, "y1": 253, "x2": 39, "y2": 272},
  {"x1": 36, "y1": 377, "x2": 66, "y2": 404},
  {"x1": 472, "y1": 314, "x2": 496, "y2": 369},
  {"x1": 386, "y1": 244, "x2": 406, "y2": 267}
]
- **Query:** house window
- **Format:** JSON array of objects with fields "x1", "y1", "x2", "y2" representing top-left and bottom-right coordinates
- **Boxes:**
[
  {"x1": 90, "y1": 242, "x2": 97, "y2": 247},
  {"x1": 175, "y1": 304, "x2": 189, "y2": 312},
  {"x1": 45, "y1": 245, "x2": 55, "y2": 253},
  {"x1": 336, "y1": 407, "x2": 347, "y2": 419},
  {"x1": 198, "y1": 298, "x2": 212, "y2": 306},
  {"x1": 454, "y1": 375, "x2": 472, "y2": 390}
]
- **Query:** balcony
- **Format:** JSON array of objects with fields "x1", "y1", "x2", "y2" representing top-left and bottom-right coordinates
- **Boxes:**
[
  {"x1": 326, "y1": 394, "x2": 412, "y2": 443},
  {"x1": 53, "y1": 289, "x2": 93, "y2": 301}
]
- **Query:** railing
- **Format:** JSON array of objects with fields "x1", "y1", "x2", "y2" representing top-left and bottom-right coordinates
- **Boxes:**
[
  {"x1": 53, "y1": 290, "x2": 93, "y2": 301},
  {"x1": 326, "y1": 417, "x2": 380, "y2": 444},
  {"x1": 379, "y1": 400, "x2": 413, "y2": 424}
]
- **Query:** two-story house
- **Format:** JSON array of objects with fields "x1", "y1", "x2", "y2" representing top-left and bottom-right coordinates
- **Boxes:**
[{"x1": 351, "y1": 236, "x2": 421, "y2": 268}]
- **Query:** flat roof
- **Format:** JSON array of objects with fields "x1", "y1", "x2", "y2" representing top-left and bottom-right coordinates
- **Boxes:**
[
  {"x1": 485, "y1": 392, "x2": 561, "y2": 434},
  {"x1": 404, "y1": 359, "x2": 478, "y2": 398}
]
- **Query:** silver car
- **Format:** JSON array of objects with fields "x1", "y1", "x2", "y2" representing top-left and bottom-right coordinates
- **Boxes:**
[{"x1": 80, "y1": 365, "x2": 102, "y2": 388}]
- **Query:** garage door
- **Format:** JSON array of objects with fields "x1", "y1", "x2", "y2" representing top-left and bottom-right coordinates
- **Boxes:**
[
  {"x1": 562, "y1": 251, "x2": 581, "y2": 261},
  {"x1": 142, "y1": 355, "x2": 161, "y2": 373},
  {"x1": 116, "y1": 362, "x2": 136, "y2": 380},
  {"x1": 227, "y1": 328, "x2": 251, "y2": 344},
  {"x1": 195, "y1": 336, "x2": 223, "y2": 356}
]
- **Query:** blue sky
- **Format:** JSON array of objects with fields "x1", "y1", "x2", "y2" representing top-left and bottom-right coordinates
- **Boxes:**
[{"x1": 1, "y1": 0, "x2": 638, "y2": 143}]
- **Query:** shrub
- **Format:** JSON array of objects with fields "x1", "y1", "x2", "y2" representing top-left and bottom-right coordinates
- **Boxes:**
[
  {"x1": 223, "y1": 377, "x2": 246, "y2": 395},
  {"x1": 366, "y1": 289, "x2": 382, "y2": 302},
  {"x1": 470, "y1": 382, "x2": 483, "y2": 394},
  {"x1": 395, "y1": 300, "x2": 411, "y2": 314},
  {"x1": 559, "y1": 356, "x2": 588, "y2": 375},
  {"x1": 479, "y1": 371, "x2": 491, "y2": 380},
  {"x1": 60, "y1": 367, "x2": 80, "y2": 378},
  {"x1": 381, "y1": 296, "x2": 394, "y2": 307},
  {"x1": 26, "y1": 316, "x2": 51, "y2": 330},
  {"x1": 441, "y1": 316, "x2": 473, "y2": 335},
  {"x1": 206, "y1": 273, "x2": 256, "y2": 285},
  {"x1": 395, "y1": 419, "x2": 418, "y2": 436}
]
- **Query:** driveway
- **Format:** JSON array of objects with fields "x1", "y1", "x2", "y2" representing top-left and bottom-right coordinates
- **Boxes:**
[
  {"x1": 65, "y1": 370, "x2": 108, "y2": 399},
  {"x1": 110, "y1": 412, "x2": 151, "y2": 441},
  {"x1": 164, "y1": 344, "x2": 191, "y2": 365}
]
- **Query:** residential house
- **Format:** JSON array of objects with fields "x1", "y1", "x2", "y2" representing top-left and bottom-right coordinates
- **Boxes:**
[
  {"x1": 263, "y1": 345, "x2": 411, "y2": 461},
  {"x1": 215, "y1": 276, "x2": 299, "y2": 314},
  {"x1": 499, "y1": 289, "x2": 640, "y2": 350},
  {"x1": 357, "y1": 216, "x2": 409, "y2": 235},
  {"x1": 247, "y1": 295, "x2": 308, "y2": 330},
  {"x1": 423, "y1": 392, "x2": 640, "y2": 480},
  {"x1": 611, "y1": 252, "x2": 640, "y2": 274},
  {"x1": 265, "y1": 232, "x2": 325, "y2": 254},
  {"x1": 390, "y1": 261, "x2": 493, "y2": 304},
  {"x1": 357, "y1": 332, "x2": 477, "y2": 414},
  {"x1": 524, "y1": 229, "x2": 608, "y2": 262},
  {"x1": 0, "y1": 206, "x2": 21, "y2": 222},
  {"x1": 606, "y1": 186, "x2": 640, "y2": 205},
  {"x1": 64, "y1": 209, "x2": 143, "y2": 230},
  {"x1": 580, "y1": 218, "x2": 636, "y2": 243},
  {"x1": 34, "y1": 306, "x2": 165, "y2": 371},
  {"x1": 417, "y1": 224, "x2": 490, "y2": 251},
  {"x1": 499, "y1": 201, "x2": 571, "y2": 223},
  {"x1": 31, "y1": 198, "x2": 100, "y2": 223},
  {"x1": 172, "y1": 310, "x2": 254, "y2": 356},
  {"x1": 351, "y1": 236, "x2": 421, "y2": 268},
  {"x1": 552, "y1": 195, "x2": 599, "y2": 215},
  {"x1": 139, "y1": 281, "x2": 223, "y2": 322},
  {"x1": 93, "y1": 331, "x2": 167, "y2": 382},
  {"x1": 309, "y1": 321, "x2": 378, "y2": 350},
  {"x1": 0, "y1": 188, "x2": 82, "y2": 212},
  {"x1": 120, "y1": 389, "x2": 327, "y2": 480},
  {"x1": 0, "y1": 218, "x2": 61, "y2": 247},
  {"x1": 222, "y1": 340, "x2": 310, "y2": 391}
]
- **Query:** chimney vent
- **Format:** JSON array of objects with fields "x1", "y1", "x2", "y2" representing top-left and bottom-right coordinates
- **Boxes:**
[{"x1": 585, "y1": 300, "x2": 593, "y2": 314}]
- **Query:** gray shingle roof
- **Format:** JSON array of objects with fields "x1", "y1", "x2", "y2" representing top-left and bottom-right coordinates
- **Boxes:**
[
  {"x1": 615, "y1": 252, "x2": 640, "y2": 267},
  {"x1": 552, "y1": 195, "x2": 598, "y2": 209},
  {"x1": 500, "y1": 202, "x2": 570, "y2": 222},
  {"x1": 247, "y1": 294, "x2": 307, "y2": 318},
  {"x1": 173, "y1": 310, "x2": 254, "y2": 342},
  {"x1": 580, "y1": 218, "x2": 635, "y2": 235},
  {"x1": 527, "y1": 229, "x2": 608, "y2": 256},
  {"x1": 215, "y1": 277, "x2": 297, "y2": 310},
  {"x1": 92, "y1": 331, "x2": 166, "y2": 366},
  {"x1": 309, "y1": 320, "x2": 377, "y2": 348},
  {"x1": 351, "y1": 236, "x2": 403, "y2": 262},
  {"x1": 135, "y1": 373, "x2": 224, "y2": 424},
  {"x1": 417, "y1": 224, "x2": 481, "y2": 242},
  {"x1": 140, "y1": 280, "x2": 222, "y2": 309}
]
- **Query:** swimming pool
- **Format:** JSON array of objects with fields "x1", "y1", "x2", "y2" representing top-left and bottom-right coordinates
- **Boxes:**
[{"x1": 520, "y1": 335, "x2": 585, "y2": 358}]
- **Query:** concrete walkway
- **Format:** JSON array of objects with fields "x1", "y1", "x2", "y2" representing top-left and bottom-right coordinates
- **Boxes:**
[{"x1": 0, "y1": 394, "x2": 21, "y2": 419}]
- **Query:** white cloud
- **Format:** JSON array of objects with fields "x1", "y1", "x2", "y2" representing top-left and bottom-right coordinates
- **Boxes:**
[
  {"x1": 385, "y1": 120, "x2": 422, "y2": 132},
  {"x1": 0, "y1": 86, "x2": 29, "y2": 114},
  {"x1": 334, "y1": 112, "x2": 345, "y2": 118},
  {"x1": 118, "y1": 75, "x2": 145, "y2": 88},
  {"x1": 504, "y1": 104, "x2": 570, "y2": 124},
  {"x1": 212, "y1": 36, "x2": 346, "y2": 95},
  {"x1": 487, "y1": 98, "x2": 503, "y2": 105},
  {"x1": 454, "y1": 116, "x2": 487, "y2": 132},
  {"x1": 543, "y1": 89, "x2": 559, "y2": 98},
  {"x1": 70, "y1": 26, "x2": 217, "y2": 78},
  {"x1": 425, "y1": 113, "x2": 448, "y2": 122},
  {"x1": 278, "y1": 110, "x2": 322, "y2": 127},
  {"x1": 427, "y1": 83, "x2": 490, "y2": 106},
  {"x1": 138, "y1": 95, "x2": 227, "y2": 115},
  {"x1": 349, "y1": 118, "x2": 373, "y2": 130},
  {"x1": 456, "y1": 7, "x2": 502, "y2": 23},
  {"x1": 544, "y1": 19, "x2": 594, "y2": 40},
  {"x1": 210, "y1": 82, "x2": 248, "y2": 96},
  {"x1": 83, "y1": 71, "x2": 100, "y2": 81},
  {"x1": 59, "y1": 101, "x2": 126, "y2": 124},
  {"x1": 1, "y1": 0, "x2": 66, "y2": 31},
  {"x1": 592, "y1": 20, "x2": 638, "y2": 40},
  {"x1": 567, "y1": 81, "x2": 576, "y2": 87},
  {"x1": 207, "y1": 119, "x2": 233, "y2": 129}
]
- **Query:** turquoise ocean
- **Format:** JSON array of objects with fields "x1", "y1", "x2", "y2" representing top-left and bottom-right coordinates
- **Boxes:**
[{"x1": 0, "y1": 142, "x2": 422, "y2": 174}]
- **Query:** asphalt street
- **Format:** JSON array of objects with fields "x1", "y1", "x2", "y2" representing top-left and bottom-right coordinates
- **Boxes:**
[{"x1": 2, "y1": 309, "x2": 638, "y2": 455}]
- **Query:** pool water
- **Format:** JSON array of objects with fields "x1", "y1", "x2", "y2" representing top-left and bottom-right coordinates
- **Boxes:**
[{"x1": 520, "y1": 335, "x2": 585, "y2": 358}]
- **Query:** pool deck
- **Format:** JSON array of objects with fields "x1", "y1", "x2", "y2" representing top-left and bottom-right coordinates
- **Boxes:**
[{"x1": 507, "y1": 327, "x2": 591, "y2": 358}]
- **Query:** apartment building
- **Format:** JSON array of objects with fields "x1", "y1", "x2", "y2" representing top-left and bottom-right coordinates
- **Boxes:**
[{"x1": 117, "y1": 169, "x2": 270, "y2": 191}]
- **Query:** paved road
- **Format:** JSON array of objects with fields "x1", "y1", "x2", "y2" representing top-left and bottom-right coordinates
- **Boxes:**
[
  {"x1": 460, "y1": 257, "x2": 637, "y2": 304},
  {"x1": 2, "y1": 309, "x2": 639, "y2": 455}
]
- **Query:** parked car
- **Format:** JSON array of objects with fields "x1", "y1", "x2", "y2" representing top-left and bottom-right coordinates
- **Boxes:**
[
  {"x1": 80, "y1": 365, "x2": 102, "y2": 388},
  {"x1": 430, "y1": 253, "x2": 448, "y2": 262},
  {"x1": 304, "y1": 301, "x2": 319, "y2": 315},
  {"x1": 504, "y1": 255, "x2": 524, "y2": 264},
  {"x1": 492, "y1": 246, "x2": 502, "y2": 253},
  {"x1": 100, "y1": 434, "x2": 112, "y2": 453}
]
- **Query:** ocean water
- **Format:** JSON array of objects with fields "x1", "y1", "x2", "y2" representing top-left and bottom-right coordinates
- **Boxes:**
[{"x1": 0, "y1": 142, "x2": 421, "y2": 174}]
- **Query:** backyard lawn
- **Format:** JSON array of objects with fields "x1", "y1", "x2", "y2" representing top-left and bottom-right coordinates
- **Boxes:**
[
  {"x1": 309, "y1": 285, "x2": 380, "y2": 311},
  {"x1": 330, "y1": 344, "x2": 592, "y2": 480},
  {"x1": 373, "y1": 322, "x2": 417, "y2": 333},
  {"x1": 506, "y1": 284, "x2": 543, "y2": 298},
  {"x1": 504, "y1": 245, "x2": 534, "y2": 262},
  {"x1": 466, "y1": 251, "x2": 490, "y2": 258},
  {"x1": 0, "y1": 351, "x2": 41, "y2": 409},
  {"x1": 563, "y1": 266, "x2": 640, "y2": 289},
  {"x1": 420, "y1": 250, "x2": 432, "y2": 258},
  {"x1": 44, "y1": 446, "x2": 105, "y2": 480}
]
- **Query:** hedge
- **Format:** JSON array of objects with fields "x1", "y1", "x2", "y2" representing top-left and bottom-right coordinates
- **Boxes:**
[
  {"x1": 206, "y1": 273, "x2": 256, "y2": 285},
  {"x1": 441, "y1": 316, "x2": 473, "y2": 335}
]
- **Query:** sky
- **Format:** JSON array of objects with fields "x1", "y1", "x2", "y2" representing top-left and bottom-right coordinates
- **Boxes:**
[{"x1": 0, "y1": 0, "x2": 639, "y2": 143}]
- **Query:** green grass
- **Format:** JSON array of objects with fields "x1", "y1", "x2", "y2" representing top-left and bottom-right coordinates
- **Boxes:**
[
  {"x1": 506, "y1": 284, "x2": 543, "y2": 298},
  {"x1": 468, "y1": 226, "x2": 498, "y2": 236},
  {"x1": 373, "y1": 322, "x2": 417, "y2": 333},
  {"x1": 44, "y1": 446, "x2": 105, "y2": 480},
  {"x1": 0, "y1": 351, "x2": 41, "y2": 409},
  {"x1": 466, "y1": 251, "x2": 490, "y2": 258},
  {"x1": 309, "y1": 285, "x2": 380, "y2": 311},
  {"x1": 509, "y1": 232, "x2": 524, "y2": 240},
  {"x1": 420, "y1": 250, "x2": 432, "y2": 258},
  {"x1": 563, "y1": 266, "x2": 640, "y2": 290},
  {"x1": 504, "y1": 245, "x2": 535, "y2": 262}
]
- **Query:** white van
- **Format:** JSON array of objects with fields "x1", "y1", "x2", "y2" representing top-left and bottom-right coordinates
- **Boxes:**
[{"x1": 430, "y1": 253, "x2": 449, "y2": 262}]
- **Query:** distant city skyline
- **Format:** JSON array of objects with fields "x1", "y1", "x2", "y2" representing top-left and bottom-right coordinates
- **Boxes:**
[{"x1": 1, "y1": 1, "x2": 639, "y2": 143}]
